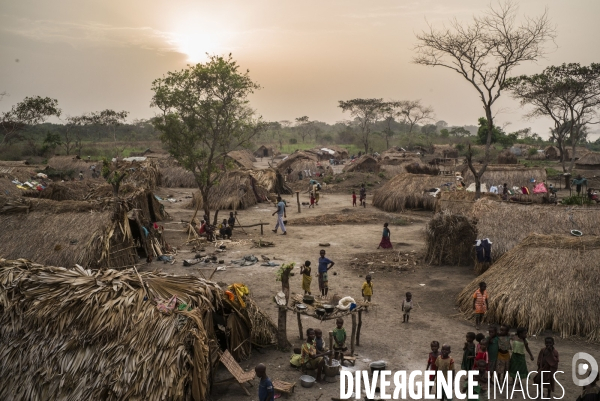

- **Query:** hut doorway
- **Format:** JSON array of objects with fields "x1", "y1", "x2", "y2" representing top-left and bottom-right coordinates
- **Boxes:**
[
  {"x1": 147, "y1": 193, "x2": 158, "y2": 222},
  {"x1": 263, "y1": 148, "x2": 269, "y2": 157},
  {"x1": 128, "y1": 218, "x2": 149, "y2": 258}
]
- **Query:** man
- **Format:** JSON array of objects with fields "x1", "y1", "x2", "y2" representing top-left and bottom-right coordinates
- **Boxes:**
[
  {"x1": 255, "y1": 363, "x2": 274, "y2": 401},
  {"x1": 317, "y1": 249, "x2": 334, "y2": 298},
  {"x1": 228, "y1": 212, "x2": 236, "y2": 230},
  {"x1": 359, "y1": 184, "x2": 367, "y2": 208},
  {"x1": 271, "y1": 196, "x2": 287, "y2": 235},
  {"x1": 472, "y1": 281, "x2": 489, "y2": 330}
]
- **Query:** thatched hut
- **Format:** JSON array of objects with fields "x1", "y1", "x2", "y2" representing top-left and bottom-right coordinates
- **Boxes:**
[
  {"x1": 425, "y1": 211, "x2": 477, "y2": 266},
  {"x1": 47, "y1": 155, "x2": 103, "y2": 180},
  {"x1": 457, "y1": 234, "x2": 600, "y2": 341},
  {"x1": 545, "y1": 145, "x2": 560, "y2": 160},
  {"x1": 276, "y1": 151, "x2": 331, "y2": 182},
  {"x1": 372, "y1": 173, "x2": 453, "y2": 212},
  {"x1": 342, "y1": 155, "x2": 380, "y2": 173},
  {"x1": 248, "y1": 168, "x2": 292, "y2": 194},
  {"x1": 435, "y1": 191, "x2": 501, "y2": 215},
  {"x1": 496, "y1": 150, "x2": 518, "y2": 164},
  {"x1": 432, "y1": 144, "x2": 459, "y2": 159},
  {"x1": 0, "y1": 260, "x2": 277, "y2": 401},
  {"x1": 326, "y1": 145, "x2": 349, "y2": 160},
  {"x1": 462, "y1": 165, "x2": 546, "y2": 188},
  {"x1": 254, "y1": 145, "x2": 279, "y2": 158},
  {"x1": 565, "y1": 146, "x2": 590, "y2": 161},
  {"x1": 226, "y1": 150, "x2": 256, "y2": 170},
  {"x1": 575, "y1": 152, "x2": 600, "y2": 169}
]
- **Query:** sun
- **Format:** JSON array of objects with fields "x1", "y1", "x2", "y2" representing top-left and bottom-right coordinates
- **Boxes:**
[{"x1": 172, "y1": 31, "x2": 220, "y2": 63}]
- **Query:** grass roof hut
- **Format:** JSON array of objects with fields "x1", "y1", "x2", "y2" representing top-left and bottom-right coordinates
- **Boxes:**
[
  {"x1": 342, "y1": 155, "x2": 380, "y2": 173},
  {"x1": 545, "y1": 145, "x2": 561, "y2": 160},
  {"x1": 372, "y1": 173, "x2": 454, "y2": 212},
  {"x1": 565, "y1": 146, "x2": 590, "y2": 161},
  {"x1": 575, "y1": 152, "x2": 600, "y2": 169},
  {"x1": 435, "y1": 191, "x2": 501, "y2": 215},
  {"x1": 47, "y1": 155, "x2": 103, "y2": 180},
  {"x1": 276, "y1": 151, "x2": 328, "y2": 183},
  {"x1": 462, "y1": 165, "x2": 546, "y2": 188},
  {"x1": 457, "y1": 234, "x2": 600, "y2": 341},
  {"x1": 0, "y1": 260, "x2": 277, "y2": 401},
  {"x1": 254, "y1": 145, "x2": 279, "y2": 158},
  {"x1": 226, "y1": 150, "x2": 256, "y2": 170}
]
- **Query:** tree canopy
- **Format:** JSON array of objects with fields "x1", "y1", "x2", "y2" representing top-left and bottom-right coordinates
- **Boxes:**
[
  {"x1": 338, "y1": 98, "x2": 384, "y2": 153},
  {"x1": 0, "y1": 96, "x2": 61, "y2": 146}
]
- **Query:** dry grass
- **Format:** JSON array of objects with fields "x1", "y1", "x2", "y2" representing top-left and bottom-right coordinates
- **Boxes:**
[
  {"x1": 23, "y1": 181, "x2": 97, "y2": 201},
  {"x1": 457, "y1": 234, "x2": 600, "y2": 341},
  {"x1": 435, "y1": 191, "x2": 502, "y2": 214},
  {"x1": 462, "y1": 164, "x2": 546, "y2": 188},
  {"x1": 159, "y1": 166, "x2": 197, "y2": 188},
  {"x1": 496, "y1": 150, "x2": 518, "y2": 164},
  {"x1": 425, "y1": 211, "x2": 477, "y2": 266},
  {"x1": 342, "y1": 155, "x2": 380, "y2": 173},
  {"x1": 227, "y1": 149, "x2": 256, "y2": 169},
  {"x1": 405, "y1": 163, "x2": 439, "y2": 175},
  {"x1": 372, "y1": 173, "x2": 454, "y2": 212},
  {"x1": 47, "y1": 155, "x2": 103, "y2": 180}
]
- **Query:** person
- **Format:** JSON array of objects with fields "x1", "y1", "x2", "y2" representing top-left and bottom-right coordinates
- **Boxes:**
[
  {"x1": 361, "y1": 274, "x2": 373, "y2": 304},
  {"x1": 475, "y1": 333, "x2": 485, "y2": 352},
  {"x1": 332, "y1": 318, "x2": 347, "y2": 361},
  {"x1": 461, "y1": 332, "x2": 477, "y2": 371},
  {"x1": 317, "y1": 249, "x2": 334, "y2": 298},
  {"x1": 219, "y1": 219, "x2": 232, "y2": 239},
  {"x1": 314, "y1": 184, "x2": 320, "y2": 205},
  {"x1": 435, "y1": 345, "x2": 455, "y2": 401},
  {"x1": 496, "y1": 325, "x2": 511, "y2": 382},
  {"x1": 402, "y1": 292, "x2": 413, "y2": 323},
  {"x1": 79, "y1": 171, "x2": 84, "y2": 180},
  {"x1": 359, "y1": 184, "x2": 366, "y2": 208},
  {"x1": 377, "y1": 222, "x2": 393, "y2": 249},
  {"x1": 509, "y1": 327, "x2": 534, "y2": 383},
  {"x1": 300, "y1": 261, "x2": 312, "y2": 295},
  {"x1": 425, "y1": 341, "x2": 440, "y2": 382},
  {"x1": 472, "y1": 282, "x2": 489, "y2": 330},
  {"x1": 352, "y1": 190, "x2": 357, "y2": 207},
  {"x1": 502, "y1": 183, "x2": 509, "y2": 201},
  {"x1": 314, "y1": 328, "x2": 327, "y2": 353},
  {"x1": 228, "y1": 212, "x2": 236, "y2": 229},
  {"x1": 255, "y1": 363, "x2": 274, "y2": 401},
  {"x1": 537, "y1": 337, "x2": 559, "y2": 399},
  {"x1": 309, "y1": 191, "x2": 315, "y2": 208},
  {"x1": 301, "y1": 328, "x2": 327, "y2": 382},
  {"x1": 577, "y1": 374, "x2": 600, "y2": 401},
  {"x1": 486, "y1": 325, "x2": 499, "y2": 373},
  {"x1": 271, "y1": 196, "x2": 287, "y2": 235},
  {"x1": 474, "y1": 338, "x2": 489, "y2": 371}
]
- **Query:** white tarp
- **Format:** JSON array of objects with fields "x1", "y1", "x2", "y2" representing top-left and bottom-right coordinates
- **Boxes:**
[{"x1": 320, "y1": 148, "x2": 336, "y2": 155}]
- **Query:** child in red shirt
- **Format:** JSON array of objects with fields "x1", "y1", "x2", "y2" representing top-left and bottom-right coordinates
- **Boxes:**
[
  {"x1": 352, "y1": 190, "x2": 357, "y2": 206},
  {"x1": 474, "y1": 338, "x2": 489, "y2": 371},
  {"x1": 426, "y1": 341, "x2": 440, "y2": 382},
  {"x1": 309, "y1": 192, "x2": 315, "y2": 208}
]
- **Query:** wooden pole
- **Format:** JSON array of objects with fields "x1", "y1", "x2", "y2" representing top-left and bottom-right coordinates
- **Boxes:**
[
  {"x1": 297, "y1": 312, "x2": 303, "y2": 340},
  {"x1": 260, "y1": 223, "x2": 264, "y2": 236},
  {"x1": 277, "y1": 306, "x2": 291, "y2": 349},
  {"x1": 328, "y1": 331, "x2": 334, "y2": 365},
  {"x1": 296, "y1": 191, "x2": 301, "y2": 213},
  {"x1": 356, "y1": 311, "x2": 363, "y2": 346},
  {"x1": 350, "y1": 313, "x2": 357, "y2": 356}
]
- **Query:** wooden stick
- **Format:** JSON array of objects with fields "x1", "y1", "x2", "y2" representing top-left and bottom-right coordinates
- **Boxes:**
[
  {"x1": 328, "y1": 331, "x2": 334, "y2": 366},
  {"x1": 296, "y1": 191, "x2": 301, "y2": 213},
  {"x1": 351, "y1": 313, "x2": 357, "y2": 356},
  {"x1": 297, "y1": 312, "x2": 303, "y2": 340},
  {"x1": 356, "y1": 311, "x2": 363, "y2": 347}
]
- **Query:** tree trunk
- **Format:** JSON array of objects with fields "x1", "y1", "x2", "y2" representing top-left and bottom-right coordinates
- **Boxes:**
[
  {"x1": 277, "y1": 306, "x2": 291, "y2": 350},
  {"x1": 212, "y1": 210, "x2": 219, "y2": 226}
]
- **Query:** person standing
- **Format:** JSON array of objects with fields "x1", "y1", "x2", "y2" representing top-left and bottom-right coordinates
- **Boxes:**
[
  {"x1": 271, "y1": 196, "x2": 287, "y2": 235},
  {"x1": 228, "y1": 212, "x2": 236, "y2": 230},
  {"x1": 352, "y1": 190, "x2": 357, "y2": 207},
  {"x1": 300, "y1": 261, "x2": 312, "y2": 295},
  {"x1": 317, "y1": 249, "x2": 334, "y2": 298},
  {"x1": 537, "y1": 337, "x2": 559, "y2": 399},
  {"x1": 359, "y1": 184, "x2": 367, "y2": 208},
  {"x1": 472, "y1": 281, "x2": 489, "y2": 330},
  {"x1": 255, "y1": 363, "x2": 274, "y2": 401},
  {"x1": 377, "y1": 223, "x2": 393, "y2": 249}
]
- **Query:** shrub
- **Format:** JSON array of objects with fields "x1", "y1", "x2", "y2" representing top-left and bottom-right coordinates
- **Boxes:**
[
  {"x1": 289, "y1": 138, "x2": 297, "y2": 144},
  {"x1": 378, "y1": 172, "x2": 386, "y2": 178},
  {"x1": 561, "y1": 195, "x2": 593, "y2": 205}
]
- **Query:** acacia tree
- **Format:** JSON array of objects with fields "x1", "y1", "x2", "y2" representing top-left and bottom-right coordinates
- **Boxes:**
[
  {"x1": 338, "y1": 98, "x2": 385, "y2": 154},
  {"x1": 397, "y1": 100, "x2": 434, "y2": 134},
  {"x1": 414, "y1": 1, "x2": 555, "y2": 197},
  {"x1": 294, "y1": 116, "x2": 313, "y2": 142},
  {"x1": 151, "y1": 54, "x2": 265, "y2": 221},
  {"x1": 0, "y1": 96, "x2": 61, "y2": 146},
  {"x1": 505, "y1": 63, "x2": 600, "y2": 172}
]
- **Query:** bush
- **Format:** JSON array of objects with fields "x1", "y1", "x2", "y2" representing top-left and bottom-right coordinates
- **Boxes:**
[
  {"x1": 289, "y1": 138, "x2": 297, "y2": 144},
  {"x1": 561, "y1": 195, "x2": 593, "y2": 205},
  {"x1": 455, "y1": 143, "x2": 465, "y2": 151},
  {"x1": 405, "y1": 163, "x2": 439, "y2": 175},
  {"x1": 378, "y1": 172, "x2": 386, "y2": 178}
]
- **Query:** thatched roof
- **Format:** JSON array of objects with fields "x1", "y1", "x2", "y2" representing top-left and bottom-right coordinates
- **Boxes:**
[
  {"x1": 425, "y1": 210, "x2": 477, "y2": 266},
  {"x1": 575, "y1": 151, "x2": 600, "y2": 167},
  {"x1": 248, "y1": 168, "x2": 292, "y2": 194},
  {"x1": 47, "y1": 156, "x2": 103, "y2": 180},
  {"x1": 457, "y1": 234, "x2": 600, "y2": 341},
  {"x1": 0, "y1": 260, "x2": 277, "y2": 400},
  {"x1": 159, "y1": 166, "x2": 197, "y2": 188},
  {"x1": 275, "y1": 151, "x2": 329, "y2": 183},
  {"x1": 254, "y1": 145, "x2": 279, "y2": 157},
  {"x1": 342, "y1": 155, "x2": 380, "y2": 173},
  {"x1": 227, "y1": 150, "x2": 256, "y2": 170},
  {"x1": 545, "y1": 145, "x2": 560, "y2": 159},
  {"x1": 372, "y1": 173, "x2": 455, "y2": 212},
  {"x1": 565, "y1": 146, "x2": 590, "y2": 160},
  {"x1": 462, "y1": 164, "x2": 546, "y2": 188},
  {"x1": 276, "y1": 151, "x2": 317, "y2": 172},
  {"x1": 431, "y1": 144, "x2": 459, "y2": 159},
  {"x1": 435, "y1": 191, "x2": 501, "y2": 214}
]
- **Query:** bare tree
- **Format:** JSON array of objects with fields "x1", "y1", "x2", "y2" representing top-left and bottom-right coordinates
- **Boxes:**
[
  {"x1": 338, "y1": 98, "x2": 385, "y2": 154},
  {"x1": 397, "y1": 100, "x2": 435, "y2": 134},
  {"x1": 414, "y1": 1, "x2": 555, "y2": 197}
]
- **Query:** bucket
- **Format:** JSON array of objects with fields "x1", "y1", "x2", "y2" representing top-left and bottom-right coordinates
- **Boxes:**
[{"x1": 369, "y1": 361, "x2": 387, "y2": 374}]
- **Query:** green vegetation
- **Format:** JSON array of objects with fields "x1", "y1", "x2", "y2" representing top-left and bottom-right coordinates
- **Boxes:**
[{"x1": 561, "y1": 195, "x2": 593, "y2": 205}]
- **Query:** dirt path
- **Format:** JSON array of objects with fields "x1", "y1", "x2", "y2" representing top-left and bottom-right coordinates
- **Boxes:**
[{"x1": 147, "y1": 187, "x2": 599, "y2": 401}]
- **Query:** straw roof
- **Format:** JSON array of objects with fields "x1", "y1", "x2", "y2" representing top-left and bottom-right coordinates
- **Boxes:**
[
  {"x1": 435, "y1": 191, "x2": 501, "y2": 215},
  {"x1": 276, "y1": 151, "x2": 317, "y2": 172},
  {"x1": 47, "y1": 156, "x2": 103, "y2": 180},
  {"x1": 457, "y1": 234, "x2": 600, "y2": 341},
  {"x1": 575, "y1": 151, "x2": 600, "y2": 168},
  {"x1": 425, "y1": 210, "x2": 477, "y2": 266},
  {"x1": 462, "y1": 164, "x2": 546, "y2": 188},
  {"x1": 565, "y1": 146, "x2": 591, "y2": 160},
  {"x1": 248, "y1": 168, "x2": 292, "y2": 194},
  {"x1": 227, "y1": 150, "x2": 256, "y2": 170},
  {"x1": 159, "y1": 166, "x2": 197, "y2": 188},
  {"x1": 372, "y1": 173, "x2": 455, "y2": 212},
  {"x1": 342, "y1": 155, "x2": 380, "y2": 173},
  {"x1": 431, "y1": 144, "x2": 459, "y2": 159},
  {"x1": 545, "y1": 145, "x2": 560, "y2": 159},
  {"x1": 0, "y1": 260, "x2": 277, "y2": 400}
]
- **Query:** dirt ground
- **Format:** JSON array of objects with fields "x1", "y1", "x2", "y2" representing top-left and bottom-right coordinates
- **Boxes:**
[{"x1": 146, "y1": 165, "x2": 600, "y2": 401}]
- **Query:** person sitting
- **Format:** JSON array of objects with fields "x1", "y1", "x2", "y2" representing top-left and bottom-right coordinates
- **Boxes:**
[{"x1": 219, "y1": 219, "x2": 232, "y2": 239}]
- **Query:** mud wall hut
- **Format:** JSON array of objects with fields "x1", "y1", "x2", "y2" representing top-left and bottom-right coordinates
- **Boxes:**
[
  {"x1": 457, "y1": 234, "x2": 600, "y2": 341},
  {"x1": 575, "y1": 152, "x2": 600, "y2": 169},
  {"x1": 462, "y1": 165, "x2": 546, "y2": 188},
  {"x1": 342, "y1": 155, "x2": 380, "y2": 173}
]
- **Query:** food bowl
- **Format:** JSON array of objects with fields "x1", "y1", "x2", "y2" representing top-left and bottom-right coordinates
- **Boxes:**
[
  {"x1": 303, "y1": 295, "x2": 315, "y2": 305},
  {"x1": 296, "y1": 303, "x2": 307, "y2": 311},
  {"x1": 323, "y1": 304, "x2": 335, "y2": 314},
  {"x1": 369, "y1": 361, "x2": 387, "y2": 374},
  {"x1": 315, "y1": 308, "x2": 326, "y2": 317},
  {"x1": 300, "y1": 375, "x2": 316, "y2": 388}
]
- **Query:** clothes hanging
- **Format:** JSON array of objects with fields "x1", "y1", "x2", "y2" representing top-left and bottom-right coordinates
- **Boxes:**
[{"x1": 475, "y1": 238, "x2": 493, "y2": 263}]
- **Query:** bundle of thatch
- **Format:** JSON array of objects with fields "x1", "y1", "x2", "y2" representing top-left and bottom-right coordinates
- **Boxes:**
[
  {"x1": 0, "y1": 260, "x2": 276, "y2": 400},
  {"x1": 425, "y1": 211, "x2": 477, "y2": 266},
  {"x1": 462, "y1": 165, "x2": 546, "y2": 188},
  {"x1": 372, "y1": 173, "x2": 453, "y2": 212},
  {"x1": 120, "y1": 160, "x2": 162, "y2": 189},
  {"x1": 343, "y1": 155, "x2": 380, "y2": 173},
  {"x1": 23, "y1": 180, "x2": 97, "y2": 201},
  {"x1": 575, "y1": 151, "x2": 600, "y2": 169},
  {"x1": 457, "y1": 234, "x2": 600, "y2": 341},
  {"x1": 226, "y1": 149, "x2": 256, "y2": 170},
  {"x1": 186, "y1": 170, "x2": 270, "y2": 211}
]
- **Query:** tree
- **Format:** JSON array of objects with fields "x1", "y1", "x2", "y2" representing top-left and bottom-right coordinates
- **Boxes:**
[
  {"x1": 0, "y1": 96, "x2": 61, "y2": 146},
  {"x1": 294, "y1": 116, "x2": 312, "y2": 142},
  {"x1": 101, "y1": 158, "x2": 127, "y2": 197},
  {"x1": 421, "y1": 124, "x2": 438, "y2": 136},
  {"x1": 414, "y1": 1, "x2": 555, "y2": 197},
  {"x1": 338, "y1": 98, "x2": 385, "y2": 153},
  {"x1": 381, "y1": 101, "x2": 401, "y2": 149},
  {"x1": 89, "y1": 109, "x2": 129, "y2": 156},
  {"x1": 397, "y1": 100, "x2": 434, "y2": 133},
  {"x1": 151, "y1": 54, "x2": 265, "y2": 221},
  {"x1": 449, "y1": 127, "x2": 471, "y2": 137},
  {"x1": 42, "y1": 131, "x2": 61, "y2": 155},
  {"x1": 505, "y1": 63, "x2": 600, "y2": 172},
  {"x1": 440, "y1": 128, "x2": 450, "y2": 138}
]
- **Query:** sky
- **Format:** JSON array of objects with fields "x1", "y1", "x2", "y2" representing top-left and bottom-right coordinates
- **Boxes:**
[{"x1": 1, "y1": 0, "x2": 599, "y2": 139}]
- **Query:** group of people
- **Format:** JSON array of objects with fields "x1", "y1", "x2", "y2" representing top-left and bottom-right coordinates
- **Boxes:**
[
  {"x1": 300, "y1": 249, "x2": 335, "y2": 297},
  {"x1": 196, "y1": 212, "x2": 237, "y2": 241}
]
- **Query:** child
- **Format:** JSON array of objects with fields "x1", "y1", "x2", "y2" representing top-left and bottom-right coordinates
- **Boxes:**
[
  {"x1": 377, "y1": 223, "x2": 393, "y2": 249},
  {"x1": 475, "y1": 333, "x2": 485, "y2": 353},
  {"x1": 402, "y1": 292, "x2": 413, "y2": 323},
  {"x1": 474, "y1": 338, "x2": 489, "y2": 371},
  {"x1": 309, "y1": 191, "x2": 315, "y2": 208},
  {"x1": 472, "y1": 281, "x2": 488, "y2": 330},
  {"x1": 300, "y1": 261, "x2": 312, "y2": 295},
  {"x1": 461, "y1": 332, "x2": 476, "y2": 371},
  {"x1": 301, "y1": 328, "x2": 327, "y2": 383},
  {"x1": 496, "y1": 325, "x2": 511, "y2": 382},
  {"x1": 435, "y1": 345, "x2": 455, "y2": 401},
  {"x1": 426, "y1": 341, "x2": 440, "y2": 382},
  {"x1": 361, "y1": 275, "x2": 373, "y2": 303},
  {"x1": 314, "y1": 328, "x2": 327, "y2": 353},
  {"x1": 537, "y1": 337, "x2": 559, "y2": 399},
  {"x1": 255, "y1": 363, "x2": 274, "y2": 401},
  {"x1": 486, "y1": 325, "x2": 499, "y2": 373},
  {"x1": 352, "y1": 190, "x2": 357, "y2": 207},
  {"x1": 332, "y1": 318, "x2": 348, "y2": 361},
  {"x1": 509, "y1": 327, "x2": 534, "y2": 382}
]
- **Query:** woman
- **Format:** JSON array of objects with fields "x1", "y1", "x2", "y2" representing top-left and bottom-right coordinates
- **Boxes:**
[
  {"x1": 300, "y1": 261, "x2": 312, "y2": 295},
  {"x1": 377, "y1": 222, "x2": 393, "y2": 249}
]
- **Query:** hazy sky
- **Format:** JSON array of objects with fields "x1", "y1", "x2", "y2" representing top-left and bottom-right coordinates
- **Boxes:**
[{"x1": 1, "y1": 0, "x2": 599, "y2": 138}]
